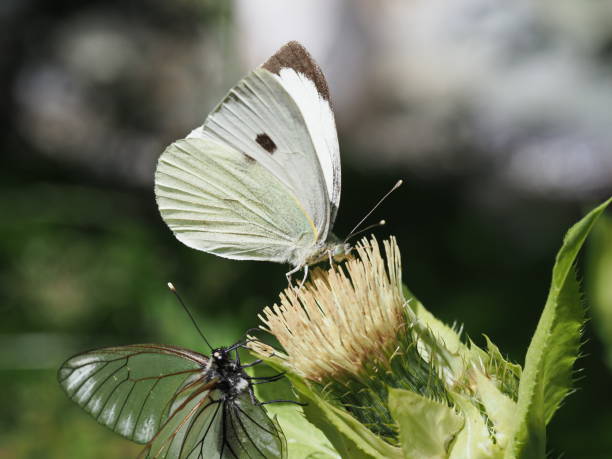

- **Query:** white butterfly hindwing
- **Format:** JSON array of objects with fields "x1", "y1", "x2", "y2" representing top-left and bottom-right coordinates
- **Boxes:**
[{"x1": 156, "y1": 137, "x2": 317, "y2": 265}]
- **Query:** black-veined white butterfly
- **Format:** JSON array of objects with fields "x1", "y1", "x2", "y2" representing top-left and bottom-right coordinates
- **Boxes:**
[{"x1": 58, "y1": 284, "x2": 293, "y2": 458}]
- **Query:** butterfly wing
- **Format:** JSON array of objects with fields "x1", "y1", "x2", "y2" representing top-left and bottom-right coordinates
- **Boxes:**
[
  {"x1": 58, "y1": 344, "x2": 209, "y2": 444},
  {"x1": 143, "y1": 386, "x2": 223, "y2": 458},
  {"x1": 222, "y1": 393, "x2": 287, "y2": 459},
  {"x1": 260, "y1": 41, "x2": 341, "y2": 227},
  {"x1": 155, "y1": 137, "x2": 317, "y2": 265},
  {"x1": 156, "y1": 42, "x2": 341, "y2": 265},
  {"x1": 152, "y1": 391, "x2": 286, "y2": 459}
]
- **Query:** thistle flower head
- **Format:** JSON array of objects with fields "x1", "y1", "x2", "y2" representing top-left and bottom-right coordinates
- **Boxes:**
[
  {"x1": 251, "y1": 237, "x2": 449, "y2": 442},
  {"x1": 256, "y1": 237, "x2": 405, "y2": 382}
]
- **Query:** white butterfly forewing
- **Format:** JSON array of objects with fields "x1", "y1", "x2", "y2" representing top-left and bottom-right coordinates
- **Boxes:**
[
  {"x1": 262, "y1": 42, "x2": 341, "y2": 226},
  {"x1": 189, "y1": 67, "x2": 331, "y2": 240},
  {"x1": 273, "y1": 67, "x2": 341, "y2": 225}
]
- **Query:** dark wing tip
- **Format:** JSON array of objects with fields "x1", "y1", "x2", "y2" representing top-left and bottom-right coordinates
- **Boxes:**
[{"x1": 262, "y1": 41, "x2": 331, "y2": 101}]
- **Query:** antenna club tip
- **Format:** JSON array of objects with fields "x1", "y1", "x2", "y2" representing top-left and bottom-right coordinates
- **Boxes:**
[
  {"x1": 379, "y1": 219, "x2": 386, "y2": 225},
  {"x1": 167, "y1": 282, "x2": 176, "y2": 292},
  {"x1": 395, "y1": 179, "x2": 403, "y2": 187}
]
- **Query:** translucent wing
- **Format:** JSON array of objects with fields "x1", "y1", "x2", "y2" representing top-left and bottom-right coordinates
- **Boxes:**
[
  {"x1": 58, "y1": 345, "x2": 208, "y2": 444},
  {"x1": 223, "y1": 393, "x2": 287, "y2": 459},
  {"x1": 143, "y1": 385, "x2": 222, "y2": 458},
  {"x1": 155, "y1": 137, "x2": 317, "y2": 266},
  {"x1": 186, "y1": 42, "x2": 340, "y2": 241},
  {"x1": 148, "y1": 392, "x2": 286, "y2": 459}
]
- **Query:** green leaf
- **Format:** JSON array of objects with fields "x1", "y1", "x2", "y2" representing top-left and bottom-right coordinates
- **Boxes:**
[
  {"x1": 388, "y1": 388, "x2": 463, "y2": 459},
  {"x1": 404, "y1": 287, "x2": 468, "y2": 383},
  {"x1": 482, "y1": 336, "x2": 522, "y2": 383},
  {"x1": 250, "y1": 362, "x2": 340, "y2": 459},
  {"x1": 467, "y1": 336, "x2": 521, "y2": 400},
  {"x1": 587, "y1": 212, "x2": 612, "y2": 369},
  {"x1": 405, "y1": 287, "x2": 465, "y2": 355},
  {"x1": 506, "y1": 197, "x2": 612, "y2": 459},
  {"x1": 449, "y1": 393, "x2": 501, "y2": 459},
  {"x1": 471, "y1": 369, "x2": 516, "y2": 449},
  {"x1": 255, "y1": 354, "x2": 402, "y2": 459}
]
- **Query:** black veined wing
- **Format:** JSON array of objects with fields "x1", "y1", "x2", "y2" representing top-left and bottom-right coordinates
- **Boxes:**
[
  {"x1": 58, "y1": 344, "x2": 287, "y2": 458},
  {"x1": 157, "y1": 390, "x2": 286, "y2": 459}
]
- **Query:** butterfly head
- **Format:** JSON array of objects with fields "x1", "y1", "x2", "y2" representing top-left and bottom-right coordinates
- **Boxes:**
[
  {"x1": 209, "y1": 347, "x2": 250, "y2": 400},
  {"x1": 212, "y1": 347, "x2": 230, "y2": 364},
  {"x1": 211, "y1": 347, "x2": 243, "y2": 375},
  {"x1": 304, "y1": 235, "x2": 352, "y2": 267},
  {"x1": 330, "y1": 241, "x2": 352, "y2": 262}
]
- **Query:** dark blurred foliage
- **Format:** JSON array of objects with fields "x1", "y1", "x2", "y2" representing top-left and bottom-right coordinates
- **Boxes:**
[{"x1": 1, "y1": 1, "x2": 611, "y2": 457}]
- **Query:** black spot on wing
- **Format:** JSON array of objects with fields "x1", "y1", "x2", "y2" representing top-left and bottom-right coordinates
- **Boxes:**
[
  {"x1": 255, "y1": 133, "x2": 277, "y2": 154},
  {"x1": 262, "y1": 41, "x2": 331, "y2": 101}
]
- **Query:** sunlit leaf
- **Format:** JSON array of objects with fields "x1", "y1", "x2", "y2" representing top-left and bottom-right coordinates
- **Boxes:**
[
  {"x1": 450, "y1": 393, "x2": 500, "y2": 459},
  {"x1": 506, "y1": 197, "x2": 611, "y2": 459},
  {"x1": 587, "y1": 213, "x2": 612, "y2": 369},
  {"x1": 471, "y1": 369, "x2": 516, "y2": 450},
  {"x1": 389, "y1": 387, "x2": 463, "y2": 459}
]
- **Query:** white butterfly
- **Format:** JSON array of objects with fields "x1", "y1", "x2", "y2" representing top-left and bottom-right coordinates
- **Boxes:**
[{"x1": 154, "y1": 41, "x2": 350, "y2": 280}]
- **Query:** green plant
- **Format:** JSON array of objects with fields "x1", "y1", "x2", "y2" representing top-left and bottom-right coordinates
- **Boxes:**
[{"x1": 250, "y1": 197, "x2": 611, "y2": 459}]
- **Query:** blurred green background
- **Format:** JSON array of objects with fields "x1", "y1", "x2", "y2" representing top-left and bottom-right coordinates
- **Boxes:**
[{"x1": 2, "y1": 1, "x2": 612, "y2": 457}]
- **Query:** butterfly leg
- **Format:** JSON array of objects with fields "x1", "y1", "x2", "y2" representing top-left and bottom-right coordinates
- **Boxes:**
[
  {"x1": 297, "y1": 264, "x2": 309, "y2": 289},
  {"x1": 240, "y1": 359, "x2": 263, "y2": 368},
  {"x1": 256, "y1": 399, "x2": 307, "y2": 407},
  {"x1": 250, "y1": 379, "x2": 284, "y2": 386},
  {"x1": 247, "y1": 372, "x2": 286, "y2": 383},
  {"x1": 226, "y1": 341, "x2": 246, "y2": 353},
  {"x1": 246, "y1": 382, "x2": 307, "y2": 406},
  {"x1": 285, "y1": 265, "x2": 301, "y2": 284}
]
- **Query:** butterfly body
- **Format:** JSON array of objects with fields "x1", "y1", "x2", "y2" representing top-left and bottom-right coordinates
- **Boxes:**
[
  {"x1": 155, "y1": 42, "x2": 347, "y2": 276},
  {"x1": 207, "y1": 348, "x2": 250, "y2": 400},
  {"x1": 302, "y1": 235, "x2": 351, "y2": 267}
]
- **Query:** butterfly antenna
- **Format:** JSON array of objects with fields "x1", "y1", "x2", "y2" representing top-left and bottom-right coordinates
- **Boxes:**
[
  {"x1": 345, "y1": 179, "x2": 403, "y2": 241},
  {"x1": 167, "y1": 282, "x2": 214, "y2": 351},
  {"x1": 346, "y1": 220, "x2": 386, "y2": 242}
]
